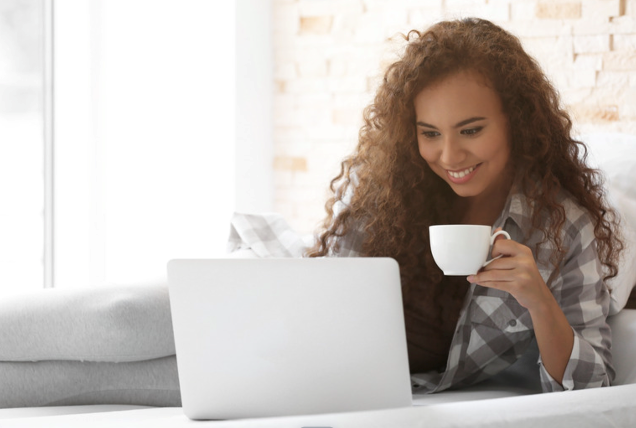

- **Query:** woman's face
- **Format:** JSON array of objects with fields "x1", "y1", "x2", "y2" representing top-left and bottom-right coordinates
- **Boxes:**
[{"x1": 414, "y1": 70, "x2": 512, "y2": 202}]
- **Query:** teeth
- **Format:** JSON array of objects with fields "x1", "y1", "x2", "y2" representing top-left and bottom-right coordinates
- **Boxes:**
[{"x1": 448, "y1": 165, "x2": 476, "y2": 179}]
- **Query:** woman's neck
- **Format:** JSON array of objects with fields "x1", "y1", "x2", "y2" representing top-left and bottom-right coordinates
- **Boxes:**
[{"x1": 455, "y1": 176, "x2": 513, "y2": 226}]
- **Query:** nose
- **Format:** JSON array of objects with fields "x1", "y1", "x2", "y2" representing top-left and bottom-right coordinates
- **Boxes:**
[{"x1": 439, "y1": 135, "x2": 466, "y2": 166}]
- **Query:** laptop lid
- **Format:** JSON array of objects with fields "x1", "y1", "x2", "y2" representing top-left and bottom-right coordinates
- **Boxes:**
[{"x1": 167, "y1": 257, "x2": 412, "y2": 420}]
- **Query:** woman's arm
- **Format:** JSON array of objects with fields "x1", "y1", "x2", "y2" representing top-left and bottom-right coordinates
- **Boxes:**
[
  {"x1": 524, "y1": 286, "x2": 574, "y2": 385},
  {"x1": 468, "y1": 224, "x2": 612, "y2": 390}
]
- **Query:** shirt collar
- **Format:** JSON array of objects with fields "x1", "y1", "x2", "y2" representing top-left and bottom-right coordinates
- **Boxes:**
[{"x1": 494, "y1": 185, "x2": 534, "y2": 234}]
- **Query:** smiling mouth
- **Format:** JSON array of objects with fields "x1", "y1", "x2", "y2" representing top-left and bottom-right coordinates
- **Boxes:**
[{"x1": 447, "y1": 164, "x2": 481, "y2": 179}]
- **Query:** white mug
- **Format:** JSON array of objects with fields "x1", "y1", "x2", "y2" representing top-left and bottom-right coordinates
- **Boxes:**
[{"x1": 429, "y1": 225, "x2": 511, "y2": 276}]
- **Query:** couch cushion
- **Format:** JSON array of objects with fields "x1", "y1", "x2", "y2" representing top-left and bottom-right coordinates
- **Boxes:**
[{"x1": 0, "y1": 285, "x2": 175, "y2": 362}]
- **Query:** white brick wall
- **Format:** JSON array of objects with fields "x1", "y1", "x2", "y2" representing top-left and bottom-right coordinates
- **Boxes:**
[{"x1": 272, "y1": 0, "x2": 636, "y2": 235}]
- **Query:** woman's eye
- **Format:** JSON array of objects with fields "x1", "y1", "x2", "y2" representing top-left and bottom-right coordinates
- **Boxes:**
[
  {"x1": 461, "y1": 127, "x2": 483, "y2": 136},
  {"x1": 421, "y1": 131, "x2": 440, "y2": 139}
]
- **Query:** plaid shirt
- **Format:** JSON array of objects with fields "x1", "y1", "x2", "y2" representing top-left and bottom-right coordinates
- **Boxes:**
[{"x1": 227, "y1": 189, "x2": 614, "y2": 393}]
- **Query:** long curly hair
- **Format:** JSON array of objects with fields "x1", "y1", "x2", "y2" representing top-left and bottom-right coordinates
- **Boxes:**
[{"x1": 306, "y1": 18, "x2": 622, "y2": 295}]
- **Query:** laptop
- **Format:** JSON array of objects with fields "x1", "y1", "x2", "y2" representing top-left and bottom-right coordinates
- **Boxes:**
[{"x1": 167, "y1": 257, "x2": 412, "y2": 420}]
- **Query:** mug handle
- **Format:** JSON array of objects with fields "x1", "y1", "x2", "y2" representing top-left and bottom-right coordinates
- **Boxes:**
[{"x1": 482, "y1": 230, "x2": 511, "y2": 267}]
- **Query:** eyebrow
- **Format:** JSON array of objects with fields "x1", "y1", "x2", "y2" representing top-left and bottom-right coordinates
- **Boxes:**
[{"x1": 416, "y1": 116, "x2": 486, "y2": 129}]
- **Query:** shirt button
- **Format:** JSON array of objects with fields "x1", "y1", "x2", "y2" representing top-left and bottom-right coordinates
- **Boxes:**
[{"x1": 509, "y1": 319, "x2": 517, "y2": 327}]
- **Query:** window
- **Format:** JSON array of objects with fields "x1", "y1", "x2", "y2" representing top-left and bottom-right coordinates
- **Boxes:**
[
  {"x1": 1, "y1": 0, "x2": 273, "y2": 295},
  {"x1": 0, "y1": 0, "x2": 45, "y2": 296}
]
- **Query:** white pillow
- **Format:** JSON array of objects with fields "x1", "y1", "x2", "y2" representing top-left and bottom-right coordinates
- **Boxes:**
[
  {"x1": 607, "y1": 308, "x2": 636, "y2": 385},
  {"x1": 581, "y1": 133, "x2": 636, "y2": 315}
]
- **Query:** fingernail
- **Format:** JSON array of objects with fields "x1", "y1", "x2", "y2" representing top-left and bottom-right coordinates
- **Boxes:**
[{"x1": 467, "y1": 275, "x2": 475, "y2": 283}]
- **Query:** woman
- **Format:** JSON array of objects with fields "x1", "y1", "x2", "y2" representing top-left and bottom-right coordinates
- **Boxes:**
[{"x1": 306, "y1": 18, "x2": 622, "y2": 393}]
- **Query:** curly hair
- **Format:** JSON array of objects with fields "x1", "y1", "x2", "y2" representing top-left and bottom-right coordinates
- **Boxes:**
[{"x1": 306, "y1": 17, "x2": 622, "y2": 295}]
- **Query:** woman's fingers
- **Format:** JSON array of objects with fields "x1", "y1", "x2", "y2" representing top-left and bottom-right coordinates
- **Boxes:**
[
  {"x1": 490, "y1": 237, "x2": 529, "y2": 258},
  {"x1": 469, "y1": 266, "x2": 514, "y2": 285}
]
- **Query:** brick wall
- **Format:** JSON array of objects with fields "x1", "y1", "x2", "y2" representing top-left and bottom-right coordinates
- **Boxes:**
[{"x1": 273, "y1": 0, "x2": 636, "y2": 235}]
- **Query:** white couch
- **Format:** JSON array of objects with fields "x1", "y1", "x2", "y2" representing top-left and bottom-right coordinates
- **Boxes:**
[
  {"x1": 0, "y1": 310, "x2": 634, "y2": 427},
  {"x1": 0, "y1": 133, "x2": 635, "y2": 427}
]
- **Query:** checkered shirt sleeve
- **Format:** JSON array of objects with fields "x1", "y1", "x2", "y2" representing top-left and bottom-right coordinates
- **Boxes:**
[{"x1": 535, "y1": 201, "x2": 613, "y2": 391}]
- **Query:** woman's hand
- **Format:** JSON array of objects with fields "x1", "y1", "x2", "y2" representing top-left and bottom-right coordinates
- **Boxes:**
[{"x1": 466, "y1": 228, "x2": 553, "y2": 312}]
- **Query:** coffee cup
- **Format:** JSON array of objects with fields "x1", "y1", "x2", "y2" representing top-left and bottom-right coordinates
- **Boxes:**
[{"x1": 429, "y1": 225, "x2": 511, "y2": 276}]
